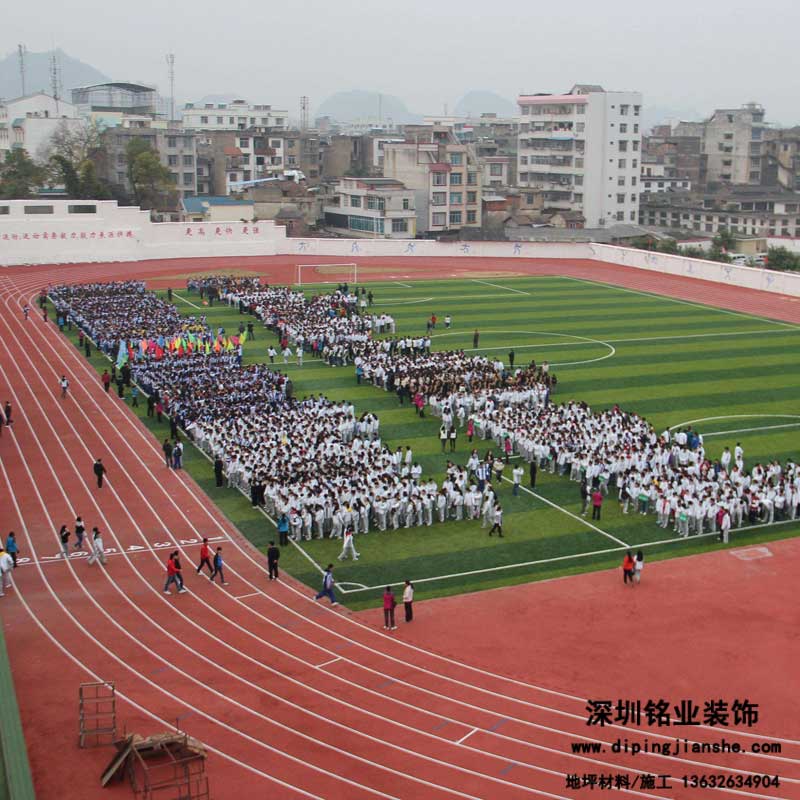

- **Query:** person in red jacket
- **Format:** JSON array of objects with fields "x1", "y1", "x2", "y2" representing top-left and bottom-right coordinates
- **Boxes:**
[
  {"x1": 101, "y1": 370, "x2": 111, "y2": 393},
  {"x1": 622, "y1": 551, "x2": 635, "y2": 586},
  {"x1": 591, "y1": 488, "x2": 604, "y2": 520},
  {"x1": 164, "y1": 551, "x2": 187, "y2": 594},
  {"x1": 195, "y1": 538, "x2": 213, "y2": 576},
  {"x1": 383, "y1": 586, "x2": 397, "y2": 630}
]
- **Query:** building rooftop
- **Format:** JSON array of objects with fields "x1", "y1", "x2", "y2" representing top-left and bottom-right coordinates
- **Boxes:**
[{"x1": 182, "y1": 196, "x2": 255, "y2": 213}]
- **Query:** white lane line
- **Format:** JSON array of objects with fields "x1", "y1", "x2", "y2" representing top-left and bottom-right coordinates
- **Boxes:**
[
  {"x1": 172, "y1": 292, "x2": 203, "y2": 310},
  {"x1": 702, "y1": 422, "x2": 800, "y2": 437},
  {"x1": 393, "y1": 281, "x2": 413, "y2": 289},
  {"x1": 670, "y1": 413, "x2": 800, "y2": 431},
  {"x1": 501, "y1": 477, "x2": 630, "y2": 548},
  {"x1": 235, "y1": 591, "x2": 263, "y2": 600},
  {"x1": 457, "y1": 728, "x2": 479, "y2": 745},
  {"x1": 605, "y1": 328, "x2": 799, "y2": 345},
  {"x1": 471, "y1": 279, "x2": 531, "y2": 295},
  {"x1": 559, "y1": 274, "x2": 800, "y2": 330},
  {"x1": 316, "y1": 656, "x2": 343, "y2": 669}
]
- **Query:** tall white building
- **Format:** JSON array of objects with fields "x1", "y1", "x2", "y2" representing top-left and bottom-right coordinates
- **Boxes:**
[
  {"x1": 182, "y1": 100, "x2": 287, "y2": 132},
  {"x1": 517, "y1": 84, "x2": 643, "y2": 227},
  {"x1": 0, "y1": 93, "x2": 81, "y2": 159}
]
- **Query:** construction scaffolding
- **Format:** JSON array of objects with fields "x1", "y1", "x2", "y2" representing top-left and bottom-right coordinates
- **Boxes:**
[{"x1": 78, "y1": 681, "x2": 117, "y2": 748}]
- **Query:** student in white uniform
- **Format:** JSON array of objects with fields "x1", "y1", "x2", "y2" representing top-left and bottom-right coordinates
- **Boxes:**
[{"x1": 338, "y1": 527, "x2": 359, "y2": 561}]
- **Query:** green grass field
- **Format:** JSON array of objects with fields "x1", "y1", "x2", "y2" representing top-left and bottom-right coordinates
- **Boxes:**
[{"x1": 53, "y1": 274, "x2": 800, "y2": 610}]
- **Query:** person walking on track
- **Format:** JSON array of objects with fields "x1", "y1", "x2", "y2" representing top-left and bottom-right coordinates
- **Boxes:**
[
  {"x1": 267, "y1": 540, "x2": 280, "y2": 580},
  {"x1": 58, "y1": 525, "x2": 71, "y2": 558},
  {"x1": 5, "y1": 532, "x2": 18, "y2": 568},
  {"x1": 93, "y1": 458, "x2": 107, "y2": 488},
  {"x1": 402, "y1": 579, "x2": 414, "y2": 623},
  {"x1": 0, "y1": 547, "x2": 13, "y2": 597},
  {"x1": 87, "y1": 527, "x2": 107, "y2": 566},
  {"x1": 164, "y1": 551, "x2": 187, "y2": 594},
  {"x1": 313, "y1": 564, "x2": 337, "y2": 604},
  {"x1": 209, "y1": 546, "x2": 228, "y2": 585},
  {"x1": 59, "y1": 375, "x2": 70, "y2": 399},
  {"x1": 74, "y1": 516, "x2": 86, "y2": 550},
  {"x1": 383, "y1": 586, "x2": 398, "y2": 630},
  {"x1": 196, "y1": 538, "x2": 213, "y2": 576}
]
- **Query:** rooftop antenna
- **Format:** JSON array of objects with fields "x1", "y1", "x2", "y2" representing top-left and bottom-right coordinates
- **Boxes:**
[
  {"x1": 300, "y1": 95, "x2": 309, "y2": 130},
  {"x1": 166, "y1": 53, "x2": 175, "y2": 121},
  {"x1": 18, "y1": 44, "x2": 26, "y2": 97},
  {"x1": 50, "y1": 49, "x2": 61, "y2": 113}
]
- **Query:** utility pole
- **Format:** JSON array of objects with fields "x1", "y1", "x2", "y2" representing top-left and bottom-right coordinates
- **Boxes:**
[
  {"x1": 18, "y1": 44, "x2": 26, "y2": 97},
  {"x1": 166, "y1": 53, "x2": 175, "y2": 121}
]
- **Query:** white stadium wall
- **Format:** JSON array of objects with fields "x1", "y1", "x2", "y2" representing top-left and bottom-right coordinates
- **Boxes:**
[{"x1": 3, "y1": 199, "x2": 800, "y2": 298}]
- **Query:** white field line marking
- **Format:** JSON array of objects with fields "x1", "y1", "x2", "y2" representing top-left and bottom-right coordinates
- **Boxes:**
[
  {"x1": 471, "y1": 279, "x2": 530, "y2": 295},
  {"x1": 18, "y1": 275, "x2": 800, "y2": 756},
  {"x1": 338, "y1": 514, "x2": 800, "y2": 595},
  {"x1": 605, "y1": 328, "x2": 799, "y2": 345},
  {"x1": 373, "y1": 296, "x2": 435, "y2": 306},
  {"x1": 394, "y1": 281, "x2": 413, "y2": 288},
  {"x1": 670, "y1": 413, "x2": 800, "y2": 430},
  {"x1": 316, "y1": 656, "x2": 343, "y2": 669},
  {"x1": 172, "y1": 291, "x2": 203, "y2": 310},
  {"x1": 501, "y1": 476, "x2": 630, "y2": 548},
  {"x1": 235, "y1": 591, "x2": 263, "y2": 600},
  {"x1": 457, "y1": 728, "x2": 479, "y2": 745},
  {"x1": 559, "y1": 274, "x2": 800, "y2": 330},
  {"x1": 702, "y1": 422, "x2": 800, "y2": 437}
]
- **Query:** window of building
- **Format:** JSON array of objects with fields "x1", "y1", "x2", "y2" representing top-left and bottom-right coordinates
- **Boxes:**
[
  {"x1": 724, "y1": 133, "x2": 734, "y2": 140},
  {"x1": 489, "y1": 163, "x2": 503, "y2": 176},
  {"x1": 576, "y1": 105, "x2": 586, "y2": 114},
  {"x1": 286, "y1": 139, "x2": 296, "y2": 147},
  {"x1": 0, "y1": 206, "x2": 8, "y2": 215},
  {"x1": 249, "y1": 117, "x2": 256, "y2": 125},
  {"x1": 270, "y1": 139, "x2": 282, "y2": 147},
  {"x1": 467, "y1": 191, "x2": 477, "y2": 204},
  {"x1": 616, "y1": 211, "x2": 625, "y2": 220},
  {"x1": 632, "y1": 141, "x2": 639, "y2": 151},
  {"x1": 574, "y1": 175, "x2": 583, "y2": 186},
  {"x1": 620, "y1": 105, "x2": 629, "y2": 115},
  {"x1": 519, "y1": 155, "x2": 528, "y2": 165},
  {"x1": 274, "y1": 118, "x2": 284, "y2": 126},
  {"x1": 634, "y1": 105, "x2": 640, "y2": 116},
  {"x1": 183, "y1": 136, "x2": 193, "y2": 148},
  {"x1": 168, "y1": 155, "x2": 178, "y2": 166},
  {"x1": 574, "y1": 193, "x2": 583, "y2": 202},
  {"x1": 432, "y1": 192, "x2": 446, "y2": 206},
  {"x1": 67, "y1": 204, "x2": 96, "y2": 214},
  {"x1": 576, "y1": 122, "x2": 585, "y2": 133},
  {"x1": 467, "y1": 172, "x2": 477, "y2": 185},
  {"x1": 521, "y1": 105, "x2": 530, "y2": 115},
  {"x1": 749, "y1": 171, "x2": 761, "y2": 181},
  {"x1": 241, "y1": 154, "x2": 250, "y2": 165},
  {"x1": 183, "y1": 155, "x2": 194, "y2": 166},
  {"x1": 631, "y1": 194, "x2": 637, "y2": 202},
  {"x1": 519, "y1": 172, "x2": 529, "y2": 182},
  {"x1": 619, "y1": 123, "x2": 628, "y2": 134},
  {"x1": 287, "y1": 155, "x2": 297, "y2": 165},
  {"x1": 450, "y1": 172, "x2": 463, "y2": 185},
  {"x1": 432, "y1": 173, "x2": 447, "y2": 186},
  {"x1": 449, "y1": 152, "x2": 463, "y2": 166},
  {"x1": 402, "y1": 198, "x2": 410, "y2": 210},
  {"x1": 167, "y1": 136, "x2": 177, "y2": 148},
  {"x1": 631, "y1": 176, "x2": 637, "y2": 186},
  {"x1": 618, "y1": 158, "x2": 626, "y2": 169},
  {"x1": 239, "y1": 138, "x2": 250, "y2": 148},
  {"x1": 450, "y1": 192, "x2": 463, "y2": 204},
  {"x1": 431, "y1": 212, "x2": 446, "y2": 226},
  {"x1": 618, "y1": 140, "x2": 628, "y2": 152},
  {"x1": 228, "y1": 117, "x2": 235, "y2": 124},
  {"x1": 350, "y1": 195, "x2": 362, "y2": 207},
  {"x1": 169, "y1": 173, "x2": 179, "y2": 184},
  {"x1": 200, "y1": 116, "x2": 209, "y2": 124},
  {"x1": 449, "y1": 210, "x2": 462, "y2": 225},
  {"x1": 349, "y1": 215, "x2": 379, "y2": 233},
  {"x1": 391, "y1": 218, "x2": 408, "y2": 233},
  {"x1": 366, "y1": 196, "x2": 385, "y2": 211},
  {"x1": 617, "y1": 193, "x2": 626, "y2": 203},
  {"x1": 632, "y1": 159, "x2": 638, "y2": 168},
  {"x1": 467, "y1": 210, "x2": 477, "y2": 223},
  {"x1": 618, "y1": 176, "x2": 626, "y2": 186},
  {"x1": 216, "y1": 116, "x2": 223, "y2": 124},
  {"x1": 575, "y1": 158, "x2": 584, "y2": 169},
  {"x1": 183, "y1": 173, "x2": 194, "y2": 186}
]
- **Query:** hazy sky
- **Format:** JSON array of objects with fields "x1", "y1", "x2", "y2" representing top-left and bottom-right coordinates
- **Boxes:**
[{"x1": 4, "y1": 0, "x2": 799, "y2": 125}]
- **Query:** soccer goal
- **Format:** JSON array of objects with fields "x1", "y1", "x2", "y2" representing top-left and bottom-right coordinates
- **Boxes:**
[{"x1": 296, "y1": 262, "x2": 358, "y2": 287}]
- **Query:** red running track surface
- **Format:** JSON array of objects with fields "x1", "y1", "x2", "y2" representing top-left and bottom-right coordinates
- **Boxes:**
[{"x1": 0, "y1": 257, "x2": 797, "y2": 800}]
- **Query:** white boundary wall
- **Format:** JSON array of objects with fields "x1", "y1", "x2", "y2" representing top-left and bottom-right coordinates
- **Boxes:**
[{"x1": 3, "y1": 199, "x2": 800, "y2": 299}]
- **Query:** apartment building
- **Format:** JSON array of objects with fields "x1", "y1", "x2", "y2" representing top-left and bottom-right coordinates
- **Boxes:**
[
  {"x1": 517, "y1": 84, "x2": 643, "y2": 227},
  {"x1": 103, "y1": 120, "x2": 198, "y2": 200},
  {"x1": 639, "y1": 188, "x2": 800, "y2": 237},
  {"x1": 702, "y1": 103, "x2": 767, "y2": 187},
  {"x1": 182, "y1": 100, "x2": 287, "y2": 132},
  {"x1": 323, "y1": 177, "x2": 416, "y2": 238},
  {"x1": 0, "y1": 92, "x2": 81, "y2": 158},
  {"x1": 383, "y1": 125, "x2": 482, "y2": 235},
  {"x1": 762, "y1": 127, "x2": 800, "y2": 192}
]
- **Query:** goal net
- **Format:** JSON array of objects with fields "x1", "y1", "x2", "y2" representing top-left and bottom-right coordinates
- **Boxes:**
[{"x1": 296, "y1": 262, "x2": 358, "y2": 288}]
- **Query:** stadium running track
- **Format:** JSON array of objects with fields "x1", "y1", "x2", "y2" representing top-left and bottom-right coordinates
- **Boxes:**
[{"x1": 0, "y1": 255, "x2": 798, "y2": 800}]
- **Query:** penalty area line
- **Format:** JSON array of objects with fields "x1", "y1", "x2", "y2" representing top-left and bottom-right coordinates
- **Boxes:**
[
  {"x1": 471, "y1": 279, "x2": 531, "y2": 295},
  {"x1": 172, "y1": 292, "x2": 203, "y2": 310}
]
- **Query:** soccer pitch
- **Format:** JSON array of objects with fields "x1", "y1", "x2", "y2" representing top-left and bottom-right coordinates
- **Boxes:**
[{"x1": 60, "y1": 273, "x2": 800, "y2": 610}]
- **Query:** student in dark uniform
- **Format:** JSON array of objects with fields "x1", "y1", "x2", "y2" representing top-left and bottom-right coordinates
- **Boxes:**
[
  {"x1": 93, "y1": 458, "x2": 107, "y2": 488},
  {"x1": 508, "y1": 349, "x2": 515, "y2": 368},
  {"x1": 267, "y1": 541, "x2": 280, "y2": 580},
  {"x1": 529, "y1": 460, "x2": 538, "y2": 489},
  {"x1": 214, "y1": 456, "x2": 224, "y2": 487},
  {"x1": 162, "y1": 438, "x2": 172, "y2": 467}
]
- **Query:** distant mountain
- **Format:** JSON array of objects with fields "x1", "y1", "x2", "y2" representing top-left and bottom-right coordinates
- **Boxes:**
[
  {"x1": 453, "y1": 91, "x2": 516, "y2": 118},
  {"x1": 316, "y1": 90, "x2": 421, "y2": 124},
  {"x1": 0, "y1": 48, "x2": 110, "y2": 102}
]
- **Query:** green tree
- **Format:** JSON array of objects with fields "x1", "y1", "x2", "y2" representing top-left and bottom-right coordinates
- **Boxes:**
[
  {"x1": 126, "y1": 138, "x2": 174, "y2": 209},
  {"x1": 657, "y1": 238, "x2": 679, "y2": 254},
  {"x1": 50, "y1": 154, "x2": 82, "y2": 197},
  {"x1": 765, "y1": 246, "x2": 800, "y2": 271},
  {"x1": 77, "y1": 160, "x2": 109, "y2": 199},
  {"x1": 0, "y1": 149, "x2": 46, "y2": 198}
]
